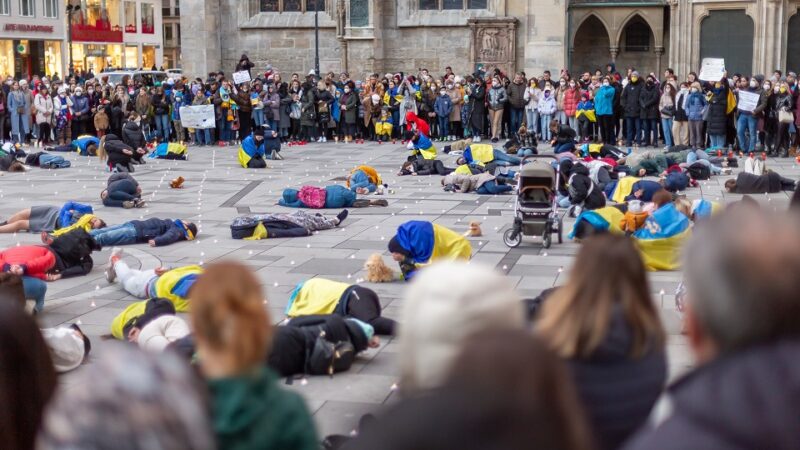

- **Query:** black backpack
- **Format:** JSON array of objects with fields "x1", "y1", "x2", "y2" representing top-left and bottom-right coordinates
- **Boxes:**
[
  {"x1": 687, "y1": 162, "x2": 711, "y2": 180},
  {"x1": 305, "y1": 329, "x2": 355, "y2": 376}
]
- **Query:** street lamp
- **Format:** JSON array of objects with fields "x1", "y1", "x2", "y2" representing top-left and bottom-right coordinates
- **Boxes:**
[
  {"x1": 65, "y1": 4, "x2": 81, "y2": 78},
  {"x1": 314, "y1": 0, "x2": 319, "y2": 79}
]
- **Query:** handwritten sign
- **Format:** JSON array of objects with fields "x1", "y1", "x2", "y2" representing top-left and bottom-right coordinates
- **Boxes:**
[
  {"x1": 232, "y1": 70, "x2": 251, "y2": 85},
  {"x1": 737, "y1": 90, "x2": 759, "y2": 113},
  {"x1": 699, "y1": 58, "x2": 725, "y2": 82},
  {"x1": 179, "y1": 105, "x2": 215, "y2": 129}
]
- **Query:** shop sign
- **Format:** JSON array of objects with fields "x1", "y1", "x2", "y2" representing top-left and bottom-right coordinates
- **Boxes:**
[
  {"x1": 72, "y1": 25, "x2": 123, "y2": 43},
  {"x1": 4, "y1": 24, "x2": 54, "y2": 33}
]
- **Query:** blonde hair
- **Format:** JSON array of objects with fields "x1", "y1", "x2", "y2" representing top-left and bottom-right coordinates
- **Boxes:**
[
  {"x1": 537, "y1": 234, "x2": 665, "y2": 359},
  {"x1": 190, "y1": 261, "x2": 271, "y2": 373},
  {"x1": 674, "y1": 196, "x2": 692, "y2": 219},
  {"x1": 96, "y1": 135, "x2": 107, "y2": 161}
]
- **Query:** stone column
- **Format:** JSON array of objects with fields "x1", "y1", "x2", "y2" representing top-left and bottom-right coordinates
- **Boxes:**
[
  {"x1": 180, "y1": 0, "x2": 221, "y2": 78},
  {"x1": 609, "y1": 46, "x2": 619, "y2": 63},
  {"x1": 655, "y1": 46, "x2": 665, "y2": 78}
]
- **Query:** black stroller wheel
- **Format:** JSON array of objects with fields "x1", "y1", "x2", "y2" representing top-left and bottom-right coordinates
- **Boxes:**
[
  {"x1": 557, "y1": 217, "x2": 564, "y2": 244},
  {"x1": 542, "y1": 229, "x2": 552, "y2": 249},
  {"x1": 503, "y1": 228, "x2": 522, "y2": 248}
]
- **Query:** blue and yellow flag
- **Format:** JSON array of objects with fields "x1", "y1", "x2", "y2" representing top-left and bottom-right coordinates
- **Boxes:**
[{"x1": 634, "y1": 203, "x2": 691, "y2": 271}]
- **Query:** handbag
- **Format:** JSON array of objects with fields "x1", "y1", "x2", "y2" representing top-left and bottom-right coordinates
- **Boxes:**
[
  {"x1": 779, "y1": 108, "x2": 794, "y2": 124},
  {"x1": 16, "y1": 106, "x2": 24, "y2": 115},
  {"x1": 660, "y1": 105, "x2": 675, "y2": 117}
]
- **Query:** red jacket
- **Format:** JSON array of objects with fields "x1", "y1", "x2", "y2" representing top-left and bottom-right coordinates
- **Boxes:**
[
  {"x1": 563, "y1": 88, "x2": 581, "y2": 117},
  {"x1": 405, "y1": 111, "x2": 430, "y2": 137},
  {"x1": 0, "y1": 246, "x2": 55, "y2": 280}
]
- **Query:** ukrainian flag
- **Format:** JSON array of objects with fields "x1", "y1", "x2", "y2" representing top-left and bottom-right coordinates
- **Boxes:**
[
  {"x1": 568, "y1": 206, "x2": 625, "y2": 239},
  {"x1": 633, "y1": 203, "x2": 691, "y2": 271}
]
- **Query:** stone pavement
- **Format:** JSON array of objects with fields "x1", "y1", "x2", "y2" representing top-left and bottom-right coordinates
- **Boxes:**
[{"x1": 1, "y1": 140, "x2": 797, "y2": 438}]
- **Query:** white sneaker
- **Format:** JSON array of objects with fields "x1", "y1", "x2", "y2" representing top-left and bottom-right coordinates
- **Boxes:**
[
  {"x1": 106, "y1": 247, "x2": 124, "y2": 283},
  {"x1": 475, "y1": 136, "x2": 481, "y2": 142},
  {"x1": 322, "y1": 136, "x2": 327, "y2": 142}
]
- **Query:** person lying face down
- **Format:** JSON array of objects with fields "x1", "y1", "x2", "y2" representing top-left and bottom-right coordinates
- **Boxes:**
[
  {"x1": 724, "y1": 171, "x2": 796, "y2": 194},
  {"x1": 388, "y1": 221, "x2": 472, "y2": 281}
]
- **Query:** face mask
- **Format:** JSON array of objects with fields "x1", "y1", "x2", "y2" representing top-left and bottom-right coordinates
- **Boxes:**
[
  {"x1": 446, "y1": 84, "x2": 453, "y2": 89},
  {"x1": 775, "y1": 87, "x2": 781, "y2": 93},
  {"x1": 440, "y1": 90, "x2": 446, "y2": 95},
  {"x1": 602, "y1": 81, "x2": 610, "y2": 87},
  {"x1": 691, "y1": 88, "x2": 698, "y2": 93},
  {"x1": 544, "y1": 91, "x2": 550, "y2": 97},
  {"x1": 88, "y1": 89, "x2": 94, "y2": 94},
  {"x1": 344, "y1": 88, "x2": 350, "y2": 93},
  {"x1": 750, "y1": 80, "x2": 758, "y2": 88},
  {"x1": 631, "y1": 76, "x2": 639, "y2": 82},
  {"x1": 569, "y1": 83, "x2": 576, "y2": 88},
  {"x1": 559, "y1": 81, "x2": 566, "y2": 85},
  {"x1": 646, "y1": 80, "x2": 654, "y2": 86},
  {"x1": 59, "y1": 93, "x2": 65, "y2": 98},
  {"x1": 780, "y1": 87, "x2": 787, "y2": 93},
  {"x1": 492, "y1": 82, "x2": 499, "y2": 88}
]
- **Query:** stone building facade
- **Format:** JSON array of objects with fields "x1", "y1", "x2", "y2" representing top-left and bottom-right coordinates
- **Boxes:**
[{"x1": 180, "y1": 0, "x2": 800, "y2": 81}]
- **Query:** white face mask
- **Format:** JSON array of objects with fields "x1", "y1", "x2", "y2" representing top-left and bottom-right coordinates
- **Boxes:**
[
  {"x1": 691, "y1": 88, "x2": 698, "y2": 93},
  {"x1": 602, "y1": 81, "x2": 610, "y2": 87},
  {"x1": 492, "y1": 82, "x2": 499, "y2": 88},
  {"x1": 344, "y1": 88, "x2": 350, "y2": 93},
  {"x1": 440, "y1": 90, "x2": 446, "y2": 95},
  {"x1": 750, "y1": 80, "x2": 758, "y2": 88}
]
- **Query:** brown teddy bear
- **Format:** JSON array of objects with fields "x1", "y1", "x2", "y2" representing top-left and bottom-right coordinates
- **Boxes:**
[{"x1": 364, "y1": 253, "x2": 396, "y2": 283}]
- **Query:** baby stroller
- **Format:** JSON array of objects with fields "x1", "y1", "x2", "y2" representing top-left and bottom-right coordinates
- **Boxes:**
[{"x1": 503, "y1": 155, "x2": 563, "y2": 249}]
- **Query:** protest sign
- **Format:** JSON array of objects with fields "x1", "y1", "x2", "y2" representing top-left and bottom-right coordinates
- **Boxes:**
[
  {"x1": 699, "y1": 58, "x2": 725, "y2": 81},
  {"x1": 232, "y1": 70, "x2": 251, "y2": 85},
  {"x1": 179, "y1": 105, "x2": 215, "y2": 129},
  {"x1": 737, "y1": 90, "x2": 759, "y2": 113}
]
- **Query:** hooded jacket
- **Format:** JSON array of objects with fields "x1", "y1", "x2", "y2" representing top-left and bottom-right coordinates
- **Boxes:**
[
  {"x1": 506, "y1": 80, "x2": 527, "y2": 109},
  {"x1": 568, "y1": 164, "x2": 605, "y2": 210},
  {"x1": 639, "y1": 83, "x2": 660, "y2": 119},
  {"x1": 103, "y1": 133, "x2": 134, "y2": 167},
  {"x1": 706, "y1": 88, "x2": 729, "y2": 135},
  {"x1": 730, "y1": 171, "x2": 785, "y2": 194},
  {"x1": 624, "y1": 339, "x2": 800, "y2": 450},
  {"x1": 0, "y1": 245, "x2": 55, "y2": 280},
  {"x1": 128, "y1": 218, "x2": 190, "y2": 246},
  {"x1": 208, "y1": 367, "x2": 318, "y2": 450},
  {"x1": 121, "y1": 120, "x2": 146, "y2": 150},
  {"x1": 621, "y1": 79, "x2": 643, "y2": 118}
]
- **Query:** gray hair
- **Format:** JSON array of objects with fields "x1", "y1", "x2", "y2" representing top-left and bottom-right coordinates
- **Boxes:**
[{"x1": 684, "y1": 208, "x2": 800, "y2": 354}]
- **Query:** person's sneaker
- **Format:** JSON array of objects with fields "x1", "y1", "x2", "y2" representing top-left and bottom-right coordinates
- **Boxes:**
[
  {"x1": 491, "y1": 137, "x2": 499, "y2": 143},
  {"x1": 106, "y1": 247, "x2": 124, "y2": 283},
  {"x1": 270, "y1": 149, "x2": 278, "y2": 160},
  {"x1": 122, "y1": 200, "x2": 135, "y2": 209},
  {"x1": 721, "y1": 168, "x2": 732, "y2": 175},
  {"x1": 336, "y1": 209, "x2": 349, "y2": 225},
  {"x1": 134, "y1": 199, "x2": 147, "y2": 208}
]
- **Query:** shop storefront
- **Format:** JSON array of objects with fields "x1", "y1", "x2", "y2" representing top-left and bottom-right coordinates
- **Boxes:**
[{"x1": 0, "y1": 24, "x2": 66, "y2": 78}]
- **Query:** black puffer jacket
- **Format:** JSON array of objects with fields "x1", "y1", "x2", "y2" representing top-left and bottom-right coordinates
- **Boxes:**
[
  {"x1": 638, "y1": 83, "x2": 660, "y2": 120},
  {"x1": 567, "y1": 163, "x2": 606, "y2": 210},
  {"x1": 706, "y1": 88, "x2": 729, "y2": 135},
  {"x1": 731, "y1": 171, "x2": 784, "y2": 194},
  {"x1": 121, "y1": 120, "x2": 146, "y2": 150},
  {"x1": 569, "y1": 306, "x2": 667, "y2": 450},
  {"x1": 621, "y1": 79, "x2": 643, "y2": 118},
  {"x1": 624, "y1": 339, "x2": 800, "y2": 450},
  {"x1": 103, "y1": 133, "x2": 134, "y2": 167},
  {"x1": 554, "y1": 124, "x2": 577, "y2": 146}
]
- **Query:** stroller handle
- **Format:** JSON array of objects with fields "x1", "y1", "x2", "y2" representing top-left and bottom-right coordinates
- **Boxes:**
[{"x1": 520, "y1": 154, "x2": 558, "y2": 168}]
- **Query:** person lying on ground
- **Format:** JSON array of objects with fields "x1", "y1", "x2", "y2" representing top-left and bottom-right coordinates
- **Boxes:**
[
  {"x1": 725, "y1": 171, "x2": 796, "y2": 193},
  {"x1": 24, "y1": 151, "x2": 71, "y2": 169},
  {"x1": 625, "y1": 179, "x2": 667, "y2": 203},
  {"x1": 564, "y1": 162, "x2": 606, "y2": 213},
  {"x1": 398, "y1": 158, "x2": 454, "y2": 176},
  {"x1": 347, "y1": 165, "x2": 383, "y2": 194},
  {"x1": 148, "y1": 141, "x2": 188, "y2": 160},
  {"x1": 47, "y1": 135, "x2": 99, "y2": 156},
  {"x1": 388, "y1": 220, "x2": 472, "y2": 281},
  {"x1": 105, "y1": 248, "x2": 201, "y2": 312},
  {"x1": 0, "y1": 151, "x2": 24, "y2": 172},
  {"x1": 405, "y1": 130, "x2": 437, "y2": 160},
  {"x1": 441, "y1": 171, "x2": 514, "y2": 195},
  {"x1": 97, "y1": 134, "x2": 146, "y2": 172},
  {"x1": 101, "y1": 173, "x2": 145, "y2": 208},
  {"x1": 454, "y1": 142, "x2": 521, "y2": 167},
  {"x1": 278, "y1": 185, "x2": 388, "y2": 209},
  {"x1": 0, "y1": 201, "x2": 104, "y2": 234},
  {"x1": 285, "y1": 277, "x2": 396, "y2": 335},
  {"x1": 55, "y1": 218, "x2": 198, "y2": 248},
  {"x1": 230, "y1": 209, "x2": 348, "y2": 240}
]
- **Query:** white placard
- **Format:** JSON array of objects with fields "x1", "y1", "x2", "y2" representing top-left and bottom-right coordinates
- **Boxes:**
[
  {"x1": 737, "y1": 90, "x2": 759, "y2": 113},
  {"x1": 232, "y1": 70, "x2": 251, "y2": 85},
  {"x1": 699, "y1": 58, "x2": 725, "y2": 82},
  {"x1": 179, "y1": 105, "x2": 216, "y2": 129}
]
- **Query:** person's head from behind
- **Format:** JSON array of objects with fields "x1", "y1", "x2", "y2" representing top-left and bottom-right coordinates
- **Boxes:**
[
  {"x1": 652, "y1": 189, "x2": 673, "y2": 208},
  {"x1": 7, "y1": 160, "x2": 25, "y2": 172},
  {"x1": 37, "y1": 343, "x2": 213, "y2": 450},
  {"x1": 398, "y1": 261, "x2": 525, "y2": 393},
  {"x1": 724, "y1": 178, "x2": 737, "y2": 192},
  {"x1": 403, "y1": 130, "x2": 417, "y2": 143},
  {"x1": 683, "y1": 209, "x2": 800, "y2": 364},
  {"x1": 190, "y1": 261, "x2": 270, "y2": 378},
  {"x1": 537, "y1": 233, "x2": 665, "y2": 359},
  {"x1": 0, "y1": 300, "x2": 57, "y2": 450}
]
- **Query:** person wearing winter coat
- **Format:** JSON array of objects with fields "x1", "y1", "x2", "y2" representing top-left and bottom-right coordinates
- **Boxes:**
[
  {"x1": 772, "y1": 81, "x2": 794, "y2": 157},
  {"x1": 121, "y1": 113, "x2": 147, "y2": 158},
  {"x1": 441, "y1": 171, "x2": 513, "y2": 195},
  {"x1": 468, "y1": 76, "x2": 486, "y2": 142},
  {"x1": 538, "y1": 234, "x2": 666, "y2": 450},
  {"x1": 724, "y1": 170, "x2": 796, "y2": 193},
  {"x1": 487, "y1": 77, "x2": 507, "y2": 142},
  {"x1": 398, "y1": 158, "x2": 454, "y2": 176},
  {"x1": 93, "y1": 105, "x2": 109, "y2": 138},
  {"x1": 625, "y1": 210, "x2": 800, "y2": 450},
  {"x1": 434, "y1": 87, "x2": 453, "y2": 140},
  {"x1": 53, "y1": 87, "x2": 73, "y2": 145},
  {"x1": 575, "y1": 93, "x2": 595, "y2": 142},
  {"x1": 658, "y1": 83, "x2": 676, "y2": 148},
  {"x1": 100, "y1": 173, "x2": 144, "y2": 209},
  {"x1": 70, "y1": 87, "x2": 90, "y2": 139},
  {"x1": 736, "y1": 78, "x2": 761, "y2": 153},
  {"x1": 523, "y1": 78, "x2": 541, "y2": 137},
  {"x1": 538, "y1": 89, "x2": 557, "y2": 141},
  {"x1": 34, "y1": 86, "x2": 54, "y2": 147},
  {"x1": 232, "y1": 82, "x2": 253, "y2": 141},
  {"x1": 235, "y1": 53, "x2": 255, "y2": 76},
  {"x1": 88, "y1": 217, "x2": 197, "y2": 247},
  {"x1": 506, "y1": 73, "x2": 527, "y2": 136},
  {"x1": 705, "y1": 80, "x2": 729, "y2": 149},
  {"x1": 621, "y1": 71, "x2": 643, "y2": 146},
  {"x1": 685, "y1": 82, "x2": 707, "y2": 149},
  {"x1": 672, "y1": 83, "x2": 690, "y2": 146},
  {"x1": 338, "y1": 81, "x2": 358, "y2": 143},
  {"x1": 566, "y1": 163, "x2": 606, "y2": 211},
  {"x1": 445, "y1": 79, "x2": 462, "y2": 140},
  {"x1": 594, "y1": 78, "x2": 617, "y2": 144},
  {"x1": 550, "y1": 120, "x2": 577, "y2": 154},
  {"x1": 638, "y1": 75, "x2": 661, "y2": 147},
  {"x1": 299, "y1": 81, "x2": 318, "y2": 141},
  {"x1": 238, "y1": 128, "x2": 272, "y2": 168},
  {"x1": 562, "y1": 80, "x2": 581, "y2": 130},
  {"x1": 7, "y1": 80, "x2": 30, "y2": 144},
  {"x1": 387, "y1": 221, "x2": 472, "y2": 281},
  {"x1": 278, "y1": 185, "x2": 357, "y2": 209}
]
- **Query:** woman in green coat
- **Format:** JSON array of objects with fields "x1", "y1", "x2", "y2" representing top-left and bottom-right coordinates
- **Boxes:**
[{"x1": 191, "y1": 261, "x2": 319, "y2": 450}]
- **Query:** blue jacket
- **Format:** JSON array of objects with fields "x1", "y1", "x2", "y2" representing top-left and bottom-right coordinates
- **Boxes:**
[
  {"x1": 686, "y1": 92, "x2": 707, "y2": 121},
  {"x1": 349, "y1": 170, "x2": 376, "y2": 193},
  {"x1": 73, "y1": 136, "x2": 100, "y2": 155},
  {"x1": 434, "y1": 94, "x2": 453, "y2": 118},
  {"x1": 279, "y1": 185, "x2": 356, "y2": 208},
  {"x1": 625, "y1": 180, "x2": 663, "y2": 202},
  {"x1": 130, "y1": 218, "x2": 188, "y2": 246},
  {"x1": 71, "y1": 94, "x2": 90, "y2": 115},
  {"x1": 412, "y1": 133, "x2": 433, "y2": 151},
  {"x1": 58, "y1": 201, "x2": 92, "y2": 229},
  {"x1": 241, "y1": 135, "x2": 265, "y2": 159},
  {"x1": 594, "y1": 86, "x2": 616, "y2": 116}
]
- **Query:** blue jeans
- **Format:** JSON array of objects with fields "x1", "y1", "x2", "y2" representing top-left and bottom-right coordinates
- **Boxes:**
[
  {"x1": 554, "y1": 142, "x2": 576, "y2": 154},
  {"x1": 517, "y1": 148, "x2": 536, "y2": 156},
  {"x1": 195, "y1": 128, "x2": 212, "y2": 145},
  {"x1": 510, "y1": 107, "x2": 524, "y2": 135},
  {"x1": 625, "y1": 117, "x2": 641, "y2": 145},
  {"x1": 526, "y1": 109, "x2": 539, "y2": 135},
  {"x1": 476, "y1": 180, "x2": 513, "y2": 194},
  {"x1": 253, "y1": 109, "x2": 265, "y2": 127},
  {"x1": 492, "y1": 149, "x2": 521, "y2": 166},
  {"x1": 438, "y1": 116, "x2": 449, "y2": 138},
  {"x1": 90, "y1": 223, "x2": 138, "y2": 247},
  {"x1": 155, "y1": 114, "x2": 170, "y2": 142},
  {"x1": 23, "y1": 276, "x2": 47, "y2": 312},
  {"x1": 661, "y1": 118, "x2": 674, "y2": 147},
  {"x1": 220, "y1": 119, "x2": 232, "y2": 142},
  {"x1": 556, "y1": 193, "x2": 572, "y2": 208},
  {"x1": 737, "y1": 113, "x2": 758, "y2": 152},
  {"x1": 540, "y1": 114, "x2": 552, "y2": 140},
  {"x1": 689, "y1": 158, "x2": 721, "y2": 175},
  {"x1": 709, "y1": 134, "x2": 725, "y2": 149}
]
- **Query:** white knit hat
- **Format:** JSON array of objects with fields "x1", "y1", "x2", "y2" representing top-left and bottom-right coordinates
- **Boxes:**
[{"x1": 41, "y1": 327, "x2": 87, "y2": 372}]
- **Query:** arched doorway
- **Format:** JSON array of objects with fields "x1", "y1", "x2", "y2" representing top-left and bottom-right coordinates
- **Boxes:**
[
  {"x1": 787, "y1": 14, "x2": 800, "y2": 74},
  {"x1": 571, "y1": 15, "x2": 611, "y2": 75},
  {"x1": 615, "y1": 15, "x2": 656, "y2": 75},
  {"x1": 700, "y1": 10, "x2": 753, "y2": 76}
]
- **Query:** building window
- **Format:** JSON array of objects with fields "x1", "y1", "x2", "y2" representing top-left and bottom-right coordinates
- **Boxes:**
[
  {"x1": 176, "y1": 23, "x2": 181, "y2": 41},
  {"x1": 350, "y1": 0, "x2": 368, "y2": 26},
  {"x1": 164, "y1": 23, "x2": 173, "y2": 41},
  {"x1": 624, "y1": 20, "x2": 651, "y2": 52},
  {"x1": 141, "y1": 2, "x2": 155, "y2": 34},
  {"x1": 174, "y1": 0, "x2": 179, "y2": 15},
  {"x1": 419, "y1": 0, "x2": 486, "y2": 9},
  {"x1": 19, "y1": 0, "x2": 34, "y2": 17},
  {"x1": 125, "y1": 1, "x2": 137, "y2": 32},
  {"x1": 0, "y1": 0, "x2": 8, "y2": 16},
  {"x1": 260, "y1": 0, "x2": 324, "y2": 12},
  {"x1": 43, "y1": 0, "x2": 57, "y2": 18}
]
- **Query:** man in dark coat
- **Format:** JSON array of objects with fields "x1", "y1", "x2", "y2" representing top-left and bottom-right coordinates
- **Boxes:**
[
  {"x1": 624, "y1": 209, "x2": 800, "y2": 450},
  {"x1": 468, "y1": 75, "x2": 486, "y2": 140},
  {"x1": 620, "y1": 71, "x2": 643, "y2": 147},
  {"x1": 638, "y1": 75, "x2": 661, "y2": 147},
  {"x1": 724, "y1": 171, "x2": 796, "y2": 193}
]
